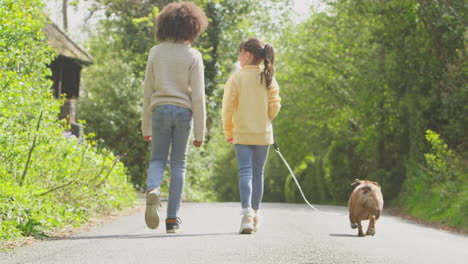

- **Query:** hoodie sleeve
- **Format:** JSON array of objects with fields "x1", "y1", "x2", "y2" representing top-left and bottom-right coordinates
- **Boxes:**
[
  {"x1": 222, "y1": 75, "x2": 238, "y2": 140},
  {"x1": 268, "y1": 78, "x2": 281, "y2": 120}
]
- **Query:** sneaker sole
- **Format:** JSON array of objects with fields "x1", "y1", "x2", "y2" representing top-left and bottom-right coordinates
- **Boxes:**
[
  {"x1": 145, "y1": 192, "x2": 160, "y2": 229},
  {"x1": 240, "y1": 228, "x2": 254, "y2": 234}
]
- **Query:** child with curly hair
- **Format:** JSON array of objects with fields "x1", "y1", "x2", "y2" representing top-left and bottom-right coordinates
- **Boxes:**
[{"x1": 142, "y1": 1, "x2": 208, "y2": 233}]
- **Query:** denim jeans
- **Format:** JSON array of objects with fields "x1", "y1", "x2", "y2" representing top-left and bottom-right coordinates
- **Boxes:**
[
  {"x1": 234, "y1": 144, "x2": 270, "y2": 210},
  {"x1": 147, "y1": 105, "x2": 192, "y2": 218}
]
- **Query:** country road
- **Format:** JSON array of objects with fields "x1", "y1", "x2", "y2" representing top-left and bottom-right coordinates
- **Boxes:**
[{"x1": 1, "y1": 202, "x2": 467, "y2": 264}]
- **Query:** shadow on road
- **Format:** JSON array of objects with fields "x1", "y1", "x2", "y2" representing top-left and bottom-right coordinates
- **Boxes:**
[
  {"x1": 46, "y1": 232, "x2": 238, "y2": 241},
  {"x1": 329, "y1": 233, "x2": 356, "y2": 238}
]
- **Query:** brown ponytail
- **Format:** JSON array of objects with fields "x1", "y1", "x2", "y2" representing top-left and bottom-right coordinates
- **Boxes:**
[
  {"x1": 238, "y1": 37, "x2": 275, "y2": 89},
  {"x1": 263, "y1": 44, "x2": 275, "y2": 89}
]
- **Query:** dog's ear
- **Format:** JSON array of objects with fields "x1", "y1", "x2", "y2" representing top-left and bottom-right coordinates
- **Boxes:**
[
  {"x1": 351, "y1": 179, "x2": 361, "y2": 187},
  {"x1": 372, "y1": 181, "x2": 381, "y2": 188}
]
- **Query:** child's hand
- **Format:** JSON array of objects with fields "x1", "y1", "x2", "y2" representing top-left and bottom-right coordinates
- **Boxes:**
[
  {"x1": 193, "y1": 140, "x2": 203, "y2": 147},
  {"x1": 227, "y1": 138, "x2": 233, "y2": 144},
  {"x1": 143, "y1": 136, "x2": 152, "y2": 141}
]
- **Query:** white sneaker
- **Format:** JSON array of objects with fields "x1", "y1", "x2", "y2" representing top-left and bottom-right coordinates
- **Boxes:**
[
  {"x1": 145, "y1": 189, "x2": 160, "y2": 229},
  {"x1": 254, "y1": 210, "x2": 263, "y2": 232},
  {"x1": 239, "y1": 208, "x2": 255, "y2": 234}
]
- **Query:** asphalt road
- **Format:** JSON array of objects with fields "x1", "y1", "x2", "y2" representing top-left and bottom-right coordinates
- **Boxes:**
[{"x1": 1, "y1": 202, "x2": 467, "y2": 264}]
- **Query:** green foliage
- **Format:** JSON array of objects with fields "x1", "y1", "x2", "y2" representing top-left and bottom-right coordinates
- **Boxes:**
[
  {"x1": 399, "y1": 130, "x2": 467, "y2": 229},
  {"x1": 17, "y1": 218, "x2": 49, "y2": 239},
  {"x1": 273, "y1": 0, "x2": 465, "y2": 203},
  {"x1": 79, "y1": 39, "x2": 147, "y2": 187},
  {"x1": 323, "y1": 138, "x2": 362, "y2": 203},
  {"x1": 284, "y1": 156, "x2": 330, "y2": 203},
  {"x1": 0, "y1": 0, "x2": 135, "y2": 240},
  {"x1": 207, "y1": 123, "x2": 240, "y2": 202},
  {"x1": 424, "y1": 130, "x2": 457, "y2": 181},
  {"x1": 256, "y1": 0, "x2": 467, "y2": 232}
]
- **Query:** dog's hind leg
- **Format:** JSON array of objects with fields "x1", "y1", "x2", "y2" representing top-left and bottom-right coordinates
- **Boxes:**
[
  {"x1": 366, "y1": 215, "x2": 376, "y2": 236},
  {"x1": 357, "y1": 221, "x2": 365, "y2": 237},
  {"x1": 349, "y1": 215, "x2": 357, "y2": 229}
]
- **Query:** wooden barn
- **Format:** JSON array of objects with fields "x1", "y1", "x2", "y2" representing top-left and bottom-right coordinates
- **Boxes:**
[{"x1": 42, "y1": 23, "x2": 93, "y2": 136}]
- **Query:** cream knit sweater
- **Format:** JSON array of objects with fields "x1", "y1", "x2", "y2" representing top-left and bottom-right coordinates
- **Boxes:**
[
  {"x1": 141, "y1": 41, "x2": 206, "y2": 141},
  {"x1": 222, "y1": 65, "x2": 281, "y2": 145}
]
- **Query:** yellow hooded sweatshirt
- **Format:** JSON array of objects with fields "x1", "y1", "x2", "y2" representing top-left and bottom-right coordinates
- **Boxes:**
[{"x1": 222, "y1": 65, "x2": 281, "y2": 145}]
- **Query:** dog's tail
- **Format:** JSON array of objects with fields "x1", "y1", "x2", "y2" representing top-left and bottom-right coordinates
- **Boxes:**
[{"x1": 361, "y1": 186, "x2": 372, "y2": 195}]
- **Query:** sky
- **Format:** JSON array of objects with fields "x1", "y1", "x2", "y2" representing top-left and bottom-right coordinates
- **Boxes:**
[
  {"x1": 43, "y1": 0, "x2": 103, "y2": 43},
  {"x1": 43, "y1": 0, "x2": 326, "y2": 44},
  {"x1": 293, "y1": 0, "x2": 327, "y2": 16}
]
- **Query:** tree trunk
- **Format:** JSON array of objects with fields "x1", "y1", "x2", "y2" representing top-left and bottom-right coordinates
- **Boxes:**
[{"x1": 63, "y1": 0, "x2": 68, "y2": 31}]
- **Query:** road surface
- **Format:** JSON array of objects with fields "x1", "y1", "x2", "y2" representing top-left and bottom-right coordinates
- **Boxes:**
[{"x1": 1, "y1": 202, "x2": 467, "y2": 263}]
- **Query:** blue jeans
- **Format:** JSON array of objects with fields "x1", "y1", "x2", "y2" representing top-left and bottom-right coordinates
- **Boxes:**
[
  {"x1": 234, "y1": 144, "x2": 270, "y2": 210},
  {"x1": 147, "y1": 105, "x2": 192, "y2": 218}
]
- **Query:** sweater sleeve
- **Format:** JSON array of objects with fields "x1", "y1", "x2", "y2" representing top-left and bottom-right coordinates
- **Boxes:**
[
  {"x1": 141, "y1": 51, "x2": 154, "y2": 137},
  {"x1": 268, "y1": 78, "x2": 281, "y2": 121},
  {"x1": 189, "y1": 51, "x2": 206, "y2": 142},
  {"x1": 222, "y1": 75, "x2": 238, "y2": 140}
]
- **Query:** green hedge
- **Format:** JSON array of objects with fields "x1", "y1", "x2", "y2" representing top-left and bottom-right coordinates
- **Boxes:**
[{"x1": 0, "y1": 0, "x2": 135, "y2": 240}]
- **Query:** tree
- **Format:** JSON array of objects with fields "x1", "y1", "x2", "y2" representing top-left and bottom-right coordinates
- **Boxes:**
[{"x1": 274, "y1": 0, "x2": 467, "y2": 226}]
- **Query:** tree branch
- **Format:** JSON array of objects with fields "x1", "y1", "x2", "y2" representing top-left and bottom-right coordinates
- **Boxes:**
[
  {"x1": 20, "y1": 111, "x2": 43, "y2": 186},
  {"x1": 37, "y1": 147, "x2": 88, "y2": 196}
]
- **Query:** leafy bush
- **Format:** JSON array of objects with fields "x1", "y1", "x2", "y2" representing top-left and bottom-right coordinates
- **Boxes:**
[
  {"x1": 322, "y1": 138, "x2": 367, "y2": 203},
  {"x1": 399, "y1": 130, "x2": 468, "y2": 229},
  {"x1": 0, "y1": 0, "x2": 135, "y2": 240},
  {"x1": 204, "y1": 124, "x2": 239, "y2": 202},
  {"x1": 78, "y1": 28, "x2": 149, "y2": 189}
]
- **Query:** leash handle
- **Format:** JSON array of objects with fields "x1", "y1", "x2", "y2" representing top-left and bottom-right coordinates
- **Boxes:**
[{"x1": 273, "y1": 143, "x2": 279, "y2": 151}]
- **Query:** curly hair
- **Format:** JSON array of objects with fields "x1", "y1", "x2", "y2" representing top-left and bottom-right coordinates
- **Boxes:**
[{"x1": 156, "y1": 1, "x2": 208, "y2": 43}]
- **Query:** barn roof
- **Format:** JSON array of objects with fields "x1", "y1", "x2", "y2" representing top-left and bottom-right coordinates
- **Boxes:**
[{"x1": 43, "y1": 23, "x2": 93, "y2": 65}]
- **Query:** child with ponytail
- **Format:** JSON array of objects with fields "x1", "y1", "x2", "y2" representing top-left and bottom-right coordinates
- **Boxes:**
[{"x1": 222, "y1": 37, "x2": 281, "y2": 234}]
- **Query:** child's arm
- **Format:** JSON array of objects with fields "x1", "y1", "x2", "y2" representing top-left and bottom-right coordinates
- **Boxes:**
[
  {"x1": 189, "y1": 51, "x2": 206, "y2": 144},
  {"x1": 141, "y1": 51, "x2": 155, "y2": 139},
  {"x1": 222, "y1": 76, "x2": 237, "y2": 141},
  {"x1": 268, "y1": 79, "x2": 281, "y2": 120}
]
